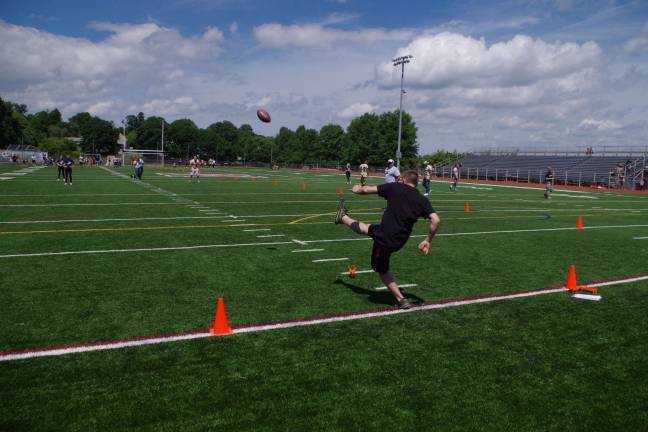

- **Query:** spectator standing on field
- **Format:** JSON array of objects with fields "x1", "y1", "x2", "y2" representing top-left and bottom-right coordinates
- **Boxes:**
[
  {"x1": 422, "y1": 161, "x2": 433, "y2": 196},
  {"x1": 63, "y1": 155, "x2": 73, "y2": 186},
  {"x1": 384, "y1": 159, "x2": 400, "y2": 183},
  {"x1": 359, "y1": 160, "x2": 369, "y2": 186},
  {"x1": 544, "y1": 167, "x2": 555, "y2": 199}
]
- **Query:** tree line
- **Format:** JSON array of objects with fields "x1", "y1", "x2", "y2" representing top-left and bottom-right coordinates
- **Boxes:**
[{"x1": 1, "y1": 96, "x2": 421, "y2": 166}]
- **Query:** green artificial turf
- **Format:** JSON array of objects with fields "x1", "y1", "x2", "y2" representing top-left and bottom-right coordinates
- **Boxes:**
[{"x1": 1, "y1": 164, "x2": 648, "y2": 430}]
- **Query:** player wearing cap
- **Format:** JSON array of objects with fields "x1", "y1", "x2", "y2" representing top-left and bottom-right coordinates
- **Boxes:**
[
  {"x1": 189, "y1": 155, "x2": 200, "y2": 182},
  {"x1": 384, "y1": 159, "x2": 400, "y2": 183},
  {"x1": 422, "y1": 161, "x2": 433, "y2": 196},
  {"x1": 335, "y1": 170, "x2": 441, "y2": 309},
  {"x1": 359, "y1": 160, "x2": 369, "y2": 186}
]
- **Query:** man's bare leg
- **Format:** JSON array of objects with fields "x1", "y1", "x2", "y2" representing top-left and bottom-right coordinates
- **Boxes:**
[
  {"x1": 341, "y1": 214, "x2": 370, "y2": 235},
  {"x1": 379, "y1": 272, "x2": 405, "y2": 302}
]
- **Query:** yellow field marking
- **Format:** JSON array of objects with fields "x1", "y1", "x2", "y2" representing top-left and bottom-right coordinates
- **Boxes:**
[{"x1": 288, "y1": 207, "x2": 383, "y2": 225}]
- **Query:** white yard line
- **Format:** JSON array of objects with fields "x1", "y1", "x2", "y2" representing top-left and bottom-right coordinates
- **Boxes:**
[
  {"x1": 291, "y1": 249, "x2": 324, "y2": 253},
  {"x1": 243, "y1": 229, "x2": 271, "y2": 232},
  {"x1": 292, "y1": 239, "x2": 308, "y2": 245},
  {"x1": 3, "y1": 274, "x2": 646, "y2": 362},
  {"x1": 257, "y1": 234, "x2": 285, "y2": 238},
  {"x1": 313, "y1": 258, "x2": 348, "y2": 263},
  {"x1": 340, "y1": 269, "x2": 374, "y2": 275},
  {"x1": 374, "y1": 283, "x2": 417, "y2": 291},
  {"x1": 3, "y1": 224, "x2": 648, "y2": 259}
]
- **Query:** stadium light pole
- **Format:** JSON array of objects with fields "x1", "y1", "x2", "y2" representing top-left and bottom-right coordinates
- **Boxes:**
[
  {"x1": 161, "y1": 119, "x2": 165, "y2": 166},
  {"x1": 392, "y1": 54, "x2": 413, "y2": 169}
]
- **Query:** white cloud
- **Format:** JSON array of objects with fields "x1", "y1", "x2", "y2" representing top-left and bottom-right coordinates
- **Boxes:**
[
  {"x1": 624, "y1": 23, "x2": 648, "y2": 53},
  {"x1": 376, "y1": 32, "x2": 602, "y2": 89},
  {"x1": 578, "y1": 118, "x2": 623, "y2": 131},
  {"x1": 336, "y1": 102, "x2": 379, "y2": 119},
  {"x1": 229, "y1": 21, "x2": 238, "y2": 34},
  {"x1": 253, "y1": 23, "x2": 413, "y2": 49}
]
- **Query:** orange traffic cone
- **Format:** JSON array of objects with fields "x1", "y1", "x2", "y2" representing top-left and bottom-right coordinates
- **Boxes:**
[
  {"x1": 576, "y1": 216, "x2": 583, "y2": 231},
  {"x1": 565, "y1": 264, "x2": 577, "y2": 290},
  {"x1": 210, "y1": 297, "x2": 232, "y2": 335},
  {"x1": 251, "y1": 176, "x2": 257, "y2": 183},
  {"x1": 348, "y1": 265, "x2": 358, "y2": 278},
  {"x1": 273, "y1": 179, "x2": 280, "y2": 186},
  {"x1": 301, "y1": 183, "x2": 308, "y2": 192},
  {"x1": 337, "y1": 187, "x2": 345, "y2": 195},
  {"x1": 464, "y1": 201, "x2": 470, "y2": 213}
]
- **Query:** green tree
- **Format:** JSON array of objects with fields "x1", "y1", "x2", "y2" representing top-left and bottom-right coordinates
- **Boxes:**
[
  {"x1": 167, "y1": 119, "x2": 200, "y2": 159},
  {"x1": 318, "y1": 124, "x2": 345, "y2": 164},
  {"x1": 133, "y1": 116, "x2": 165, "y2": 150},
  {"x1": 0, "y1": 97, "x2": 22, "y2": 146},
  {"x1": 38, "y1": 137, "x2": 78, "y2": 157},
  {"x1": 78, "y1": 117, "x2": 118, "y2": 154}
]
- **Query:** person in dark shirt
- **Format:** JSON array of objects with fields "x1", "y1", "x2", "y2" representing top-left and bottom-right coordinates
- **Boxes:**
[
  {"x1": 544, "y1": 167, "x2": 554, "y2": 199},
  {"x1": 63, "y1": 155, "x2": 73, "y2": 185},
  {"x1": 335, "y1": 170, "x2": 441, "y2": 309},
  {"x1": 57, "y1": 158, "x2": 65, "y2": 182}
]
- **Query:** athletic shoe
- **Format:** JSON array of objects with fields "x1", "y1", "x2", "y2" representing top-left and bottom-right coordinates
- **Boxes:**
[
  {"x1": 334, "y1": 199, "x2": 347, "y2": 224},
  {"x1": 398, "y1": 297, "x2": 413, "y2": 309},
  {"x1": 424, "y1": 193, "x2": 429, "y2": 196}
]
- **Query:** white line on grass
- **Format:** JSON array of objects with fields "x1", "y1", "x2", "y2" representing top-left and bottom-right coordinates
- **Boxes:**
[
  {"x1": 374, "y1": 284, "x2": 417, "y2": 291},
  {"x1": 634, "y1": 237, "x2": 648, "y2": 240},
  {"x1": 313, "y1": 258, "x2": 348, "y2": 263},
  {"x1": 340, "y1": 269, "x2": 374, "y2": 275},
  {"x1": 291, "y1": 249, "x2": 324, "y2": 253},
  {"x1": 4, "y1": 224, "x2": 648, "y2": 259},
  {"x1": 257, "y1": 234, "x2": 285, "y2": 238},
  {"x1": 3, "y1": 274, "x2": 646, "y2": 362},
  {"x1": 292, "y1": 239, "x2": 308, "y2": 245},
  {"x1": 243, "y1": 229, "x2": 271, "y2": 232}
]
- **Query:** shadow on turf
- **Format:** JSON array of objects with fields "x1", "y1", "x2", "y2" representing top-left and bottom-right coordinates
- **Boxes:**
[{"x1": 334, "y1": 278, "x2": 425, "y2": 307}]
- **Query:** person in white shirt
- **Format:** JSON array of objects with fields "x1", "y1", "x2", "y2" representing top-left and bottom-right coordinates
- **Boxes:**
[
  {"x1": 384, "y1": 159, "x2": 400, "y2": 183},
  {"x1": 189, "y1": 155, "x2": 200, "y2": 182},
  {"x1": 359, "y1": 160, "x2": 369, "y2": 186},
  {"x1": 422, "y1": 161, "x2": 433, "y2": 196},
  {"x1": 450, "y1": 163, "x2": 461, "y2": 190}
]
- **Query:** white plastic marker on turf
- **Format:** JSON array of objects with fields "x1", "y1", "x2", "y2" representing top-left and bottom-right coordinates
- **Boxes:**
[
  {"x1": 374, "y1": 284, "x2": 417, "y2": 291},
  {"x1": 2, "y1": 274, "x2": 646, "y2": 362},
  {"x1": 573, "y1": 294, "x2": 601, "y2": 301}
]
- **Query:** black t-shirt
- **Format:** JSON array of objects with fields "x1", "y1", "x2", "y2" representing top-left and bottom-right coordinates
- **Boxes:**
[{"x1": 372, "y1": 183, "x2": 435, "y2": 250}]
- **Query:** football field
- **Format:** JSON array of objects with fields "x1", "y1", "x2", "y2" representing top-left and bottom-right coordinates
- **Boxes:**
[{"x1": 1, "y1": 164, "x2": 648, "y2": 431}]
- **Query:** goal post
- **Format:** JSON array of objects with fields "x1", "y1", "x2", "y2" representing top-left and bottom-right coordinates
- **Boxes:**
[{"x1": 123, "y1": 149, "x2": 165, "y2": 167}]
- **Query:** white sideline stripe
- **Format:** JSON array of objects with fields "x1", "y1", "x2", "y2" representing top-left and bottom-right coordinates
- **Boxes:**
[
  {"x1": 313, "y1": 258, "x2": 348, "y2": 263},
  {"x1": 374, "y1": 284, "x2": 417, "y2": 291},
  {"x1": 243, "y1": 229, "x2": 271, "y2": 232},
  {"x1": 4, "y1": 224, "x2": 648, "y2": 259},
  {"x1": 292, "y1": 239, "x2": 308, "y2": 245},
  {"x1": 634, "y1": 237, "x2": 648, "y2": 240},
  {"x1": 257, "y1": 234, "x2": 285, "y2": 238},
  {"x1": 340, "y1": 269, "x2": 374, "y2": 275},
  {"x1": 0, "y1": 216, "x2": 240, "y2": 225},
  {"x1": 291, "y1": 249, "x2": 324, "y2": 253},
  {"x1": 6, "y1": 275, "x2": 647, "y2": 362}
]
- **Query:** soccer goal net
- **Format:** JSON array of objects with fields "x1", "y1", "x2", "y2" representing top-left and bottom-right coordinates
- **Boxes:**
[{"x1": 123, "y1": 149, "x2": 165, "y2": 167}]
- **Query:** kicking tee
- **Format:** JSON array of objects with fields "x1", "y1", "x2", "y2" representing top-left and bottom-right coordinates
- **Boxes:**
[{"x1": 372, "y1": 182, "x2": 435, "y2": 250}]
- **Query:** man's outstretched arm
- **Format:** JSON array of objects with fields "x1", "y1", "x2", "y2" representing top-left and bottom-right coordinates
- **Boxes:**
[
  {"x1": 418, "y1": 212, "x2": 441, "y2": 255},
  {"x1": 351, "y1": 185, "x2": 378, "y2": 194}
]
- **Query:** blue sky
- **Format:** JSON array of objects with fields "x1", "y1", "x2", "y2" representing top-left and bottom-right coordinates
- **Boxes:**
[{"x1": 1, "y1": 0, "x2": 647, "y2": 153}]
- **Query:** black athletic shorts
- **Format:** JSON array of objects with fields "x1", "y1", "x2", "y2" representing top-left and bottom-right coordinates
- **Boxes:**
[{"x1": 368, "y1": 224, "x2": 397, "y2": 274}]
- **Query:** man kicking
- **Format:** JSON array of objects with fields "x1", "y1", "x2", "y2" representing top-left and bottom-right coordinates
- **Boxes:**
[{"x1": 335, "y1": 170, "x2": 441, "y2": 309}]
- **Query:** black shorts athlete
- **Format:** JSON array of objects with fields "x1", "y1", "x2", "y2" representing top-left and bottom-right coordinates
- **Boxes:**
[{"x1": 335, "y1": 171, "x2": 441, "y2": 308}]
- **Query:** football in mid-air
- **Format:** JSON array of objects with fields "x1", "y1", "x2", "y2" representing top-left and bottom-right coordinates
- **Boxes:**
[{"x1": 256, "y1": 109, "x2": 271, "y2": 123}]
